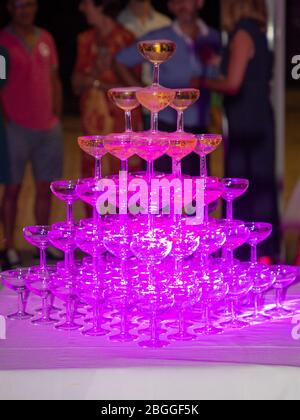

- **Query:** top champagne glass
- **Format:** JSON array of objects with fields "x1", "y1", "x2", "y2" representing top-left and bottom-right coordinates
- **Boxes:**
[
  {"x1": 138, "y1": 39, "x2": 177, "y2": 86},
  {"x1": 108, "y1": 87, "x2": 140, "y2": 132}
]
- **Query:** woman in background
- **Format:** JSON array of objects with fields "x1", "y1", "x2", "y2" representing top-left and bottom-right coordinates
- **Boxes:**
[
  {"x1": 72, "y1": 0, "x2": 141, "y2": 179},
  {"x1": 192, "y1": 0, "x2": 280, "y2": 262}
]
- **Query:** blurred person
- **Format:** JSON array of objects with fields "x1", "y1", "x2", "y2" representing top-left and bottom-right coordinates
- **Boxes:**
[
  {"x1": 0, "y1": 0, "x2": 64, "y2": 269},
  {"x1": 115, "y1": 0, "x2": 221, "y2": 176},
  {"x1": 73, "y1": 0, "x2": 142, "y2": 181},
  {"x1": 192, "y1": 0, "x2": 280, "y2": 261},
  {"x1": 118, "y1": 0, "x2": 171, "y2": 86},
  {"x1": 0, "y1": 47, "x2": 9, "y2": 186}
]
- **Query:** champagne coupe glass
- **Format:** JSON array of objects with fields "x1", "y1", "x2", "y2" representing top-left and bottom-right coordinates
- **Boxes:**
[
  {"x1": 194, "y1": 134, "x2": 223, "y2": 178},
  {"x1": 50, "y1": 272, "x2": 82, "y2": 331},
  {"x1": 167, "y1": 89, "x2": 199, "y2": 177},
  {"x1": 138, "y1": 39, "x2": 176, "y2": 86},
  {"x1": 26, "y1": 266, "x2": 59, "y2": 325},
  {"x1": 23, "y1": 226, "x2": 51, "y2": 271},
  {"x1": 168, "y1": 281, "x2": 202, "y2": 341},
  {"x1": 78, "y1": 136, "x2": 107, "y2": 180},
  {"x1": 133, "y1": 131, "x2": 170, "y2": 182},
  {"x1": 49, "y1": 223, "x2": 78, "y2": 274},
  {"x1": 136, "y1": 85, "x2": 175, "y2": 132},
  {"x1": 245, "y1": 222, "x2": 273, "y2": 263},
  {"x1": 222, "y1": 178, "x2": 250, "y2": 221},
  {"x1": 266, "y1": 265, "x2": 298, "y2": 318},
  {"x1": 108, "y1": 87, "x2": 141, "y2": 132},
  {"x1": 75, "y1": 279, "x2": 109, "y2": 337},
  {"x1": 243, "y1": 265, "x2": 276, "y2": 324},
  {"x1": 137, "y1": 287, "x2": 174, "y2": 348},
  {"x1": 217, "y1": 220, "x2": 250, "y2": 266},
  {"x1": 103, "y1": 132, "x2": 136, "y2": 173},
  {"x1": 220, "y1": 265, "x2": 253, "y2": 329},
  {"x1": 51, "y1": 180, "x2": 79, "y2": 225},
  {"x1": 76, "y1": 178, "x2": 106, "y2": 225},
  {"x1": 194, "y1": 273, "x2": 228, "y2": 336},
  {"x1": 0, "y1": 269, "x2": 33, "y2": 320}
]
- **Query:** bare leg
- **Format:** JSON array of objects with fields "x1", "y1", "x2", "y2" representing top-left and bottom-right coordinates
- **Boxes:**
[
  {"x1": 35, "y1": 182, "x2": 52, "y2": 226},
  {"x1": 1, "y1": 185, "x2": 21, "y2": 249}
]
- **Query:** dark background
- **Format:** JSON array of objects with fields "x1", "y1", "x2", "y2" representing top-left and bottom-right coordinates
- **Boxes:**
[{"x1": 0, "y1": 0, "x2": 299, "y2": 113}]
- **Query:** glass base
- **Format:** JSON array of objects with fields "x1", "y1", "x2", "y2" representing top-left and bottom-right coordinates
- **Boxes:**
[
  {"x1": 138, "y1": 339, "x2": 170, "y2": 349},
  {"x1": 32, "y1": 316, "x2": 59, "y2": 325},
  {"x1": 168, "y1": 331, "x2": 196, "y2": 341},
  {"x1": 85, "y1": 315, "x2": 112, "y2": 324},
  {"x1": 111, "y1": 321, "x2": 138, "y2": 330},
  {"x1": 35, "y1": 305, "x2": 61, "y2": 314},
  {"x1": 60, "y1": 310, "x2": 84, "y2": 319},
  {"x1": 7, "y1": 312, "x2": 33, "y2": 321},
  {"x1": 109, "y1": 332, "x2": 138, "y2": 343},
  {"x1": 55, "y1": 321, "x2": 82, "y2": 331},
  {"x1": 265, "y1": 306, "x2": 293, "y2": 318},
  {"x1": 244, "y1": 312, "x2": 271, "y2": 324},
  {"x1": 82, "y1": 327, "x2": 109, "y2": 337},
  {"x1": 138, "y1": 326, "x2": 166, "y2": 335},
  {"x1": 164, "y1": 320, "x2": 193, "y2": 329},
  {"x1": 194, "y1": 325, "x2": 223, "y2": 336},
  {"x1": 220, "y1": 319, "x2": 249, "y2": 330}
]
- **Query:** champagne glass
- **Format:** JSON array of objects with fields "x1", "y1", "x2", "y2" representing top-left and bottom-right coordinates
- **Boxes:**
[
  {"x1": 222, "y1": 178, "x2": 250, "y2": 221},
  {"x1": 23, "y1": 226, "x2": 51, "y2": 271},
  {"x1": 217, "y1": 220, "x2": 250, "y2": 266},
  {"x1": 132, "y1": 131, "x2": 170, "y2": 182},
  {"x1": 266, "y1": 265, "x2": 298, "y2": 318},
  {"x1": 136, "y1": 85, "x2": 175, "y2": 132},
  {"x1": 170, "y1": 88, "x2": 200, "y2": 133},
  {"x1": 245, "y1": 222, "x2": 273, "y2": 263},
  {"x1": 243, "y1": 265, "x2": 276, "y2": 324},
  {"x1": 51, "y1": 180, "x2": 79, "y2": 225},
  {"x1": 194, "y1": 134, "x2": 223, "y2": 178},
  {"x1": 167, "y1": 132, "x2": 196, "y2": 178},
  {"x1": 49, "y1": 223, "x2": 78, "y2": 274},
  {"x1": 138, "y1": 39, "x2": 176, "y2": 86},
  {"x1": 108, "y1": 87, "x2": 140, "y2": 132},
  {"x1": 78, "y1": 136, "x2": 107, "y2": 180},
  {"x1": 103, "y1": 133, "x2": 136, "y2": 173},
  {"x1": 26, "y1": 266, "x2": 59, "y2": 325},
  {"x1": 0, "y1": 269, "x2": 33, "y2": 320}
]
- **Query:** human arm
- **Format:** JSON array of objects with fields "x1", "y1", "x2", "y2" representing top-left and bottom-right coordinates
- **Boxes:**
[{"x1": 191, "y1": 30, "x2": 254, "y2": 95}]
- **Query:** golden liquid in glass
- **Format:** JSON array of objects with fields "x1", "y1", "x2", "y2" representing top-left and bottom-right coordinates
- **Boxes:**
[
  {"x1": 104, "y1": 134, "x2": 136, "y2": 161},
  {"x1": 194, "y1": 134, "x2": 223, "y2": 156},
  {"x1": 108, "y1": 88, "x2": 140, "y2": 112},
  {"x1": 78, "y1": 136, "x2": 107, "y2": 159},
  {"x1": 170, "y1": 89, "x2": 200, "y2": 111},
  {"x1": 167, "y1": 133, "x2": 197, "y2": 161},
  {"x1": 138, "y1": 40, "x2": 176, "y2": 65},
  {"x1": 136, "y1": 87, "x2": 175, "y2": 113}
]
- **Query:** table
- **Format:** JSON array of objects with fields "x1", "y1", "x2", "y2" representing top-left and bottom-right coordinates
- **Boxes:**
[{"x1": 1, "y1": 284, "x2": 300, "y2": 400}]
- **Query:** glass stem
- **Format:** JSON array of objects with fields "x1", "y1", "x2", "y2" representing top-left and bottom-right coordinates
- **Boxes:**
[
  {"x1": 151, "y1": 112, "x2": 159, "y2": 132},
  {"x1": 231, "y1": 300, "x2": 237, "y2": 322},
  {"x1": 40, "y1": 248, "x2": 47, "y2": 270},
  {"x1": 150, "y1": 313, "x2": 157, "y2": 342},
  {"x1": 172, "y1": 159, "x2": 182, "y2": 178},
  {"x1": 205, "y1": 306, "x2": 210, "y2": 330},
  {"x1": 178, "y1": 309, "x2": 184, "y2": 335},
  {"x1": 125, "y1": 111, "x2": 132, "y2": 132},
  {"x1": 18, "y1": 291, "x2": 25, "y2": 315},
  {"x1": 177, "y1": 111, "x2": 184, "y2": 132},
  {"x1": 95, "y1": 158, "x2": 102, "y2": 180},
  {"x1": 251, "y1": 245, "x2": 257, "y2": 264},
  {"x1": 200, "y1": 156, "x2": 207, "y2": 178},
  {"x1": 42, "y1": 296, "x2": 48, "y2": 320},
  {"x1": 121, "y1": 310, "x2": 127, "y2": 335},
  {"x1": 67, "y1": 203, "x2": 73, "y2": 225},
  {"x1": 254, "y1": 295, "x2": 259, "y2": 318},
  {"x1": 153, "y1": 64, "x2": 160, "y2": 86},
  {"x1": 66, "y1": 299, "x2": 72, "y2": 324},
  {"x1": 276, "y1": 289, "x2": 283, "y2": 310},
  {"x1": 226, "y1": 200, "x2": 233, "y2": 221},
  {"x1": 121, "y1": 159, "x2": 128, "y2": 173}
]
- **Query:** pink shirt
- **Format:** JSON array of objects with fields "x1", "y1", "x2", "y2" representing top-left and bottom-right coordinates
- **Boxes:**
[{"x1": 0, "y1": 27, "x2": 59, "y2": 130}]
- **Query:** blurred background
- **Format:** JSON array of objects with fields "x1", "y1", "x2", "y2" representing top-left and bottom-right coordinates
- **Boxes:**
[{"x1": 0, "y1": 0, "x2": 299, "y2": 265}]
